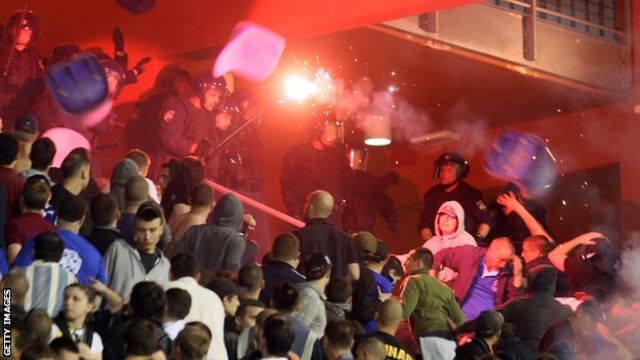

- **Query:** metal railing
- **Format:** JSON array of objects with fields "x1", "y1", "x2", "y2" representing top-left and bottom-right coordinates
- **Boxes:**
[{"x1": 489, "y1": 0, "x2": 629, "y2": 44}]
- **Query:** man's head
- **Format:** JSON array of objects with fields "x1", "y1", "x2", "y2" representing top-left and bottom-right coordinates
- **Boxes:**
[
  {"x1": 173, "y1": 324, "x2": 211, "y2": 360},
  {"x1": 190, "y1": 183, "x2": 214, "y2": 209},
  {"x1": 260, "y1": 313, "x2": 294, "y2": 358},
  {"x1": 271, "y1": 233, "x2": 300, "y2": 265},
  {"x1": 21, "y1": 177, "x2": 51, "y2": 211},
  {"x1": 434, "y1": 152, "x2": 468, "y2": 187},
  {"x1": 436, "y1": 203, "x2": 459, "y2": 236},
  {"x1": 572, "y1": 299, "x2": 606, "y2": 337},
  {"x1": 304, "y1": 252, "x2": 332, "y2": 281},
  {"x1": 170, "y1": 253, "x2": 200, "y2": 280},
  {"x1": 238, "y1": 263, "x2": 264, "y2": 295},
  {"x1": 207, "y1": 277, "x2": 243, "y2": 316},
  {"x1": 123, "y1": 318, "x2": 161, "y2": 357},
  {"x1": 194, "y1": 74, "x2": 227, "y2": 112},
  {"x1": 0, "y1": 132, "x2": 19, "y2": 166},
  {"x1": 129, "y1": 281, "x2": 167, "y2": 323},
  {"x1": 57, "y1": 195, "x2": 87, "y2": 229},
  {"x1": 376, "y1": 299, "x2": 403, "y2": 333},
  {"x1": 60, "y1": 152, "x2": 91, "y2": 188},
  {"x1": 165, "y1": 288, "x2": 192, "y2": 321},
  {"x1": 405, "y1": 248, "x2": 434, "y2": 274},
  {"x1": 0, "y1": 272, "x2": 28, "y2": 306},
  {"x1": 485, "y1": 237, "x2": 515, "y2": 271},
  {"x1": 91, "y1": 193, "x2": 119, "y2": 228},
  {"x1": 234, "y1": 298, "x2": 265, "y2": 331},
  {"x1": 271, "y1": 282, "x2": 299, "y2": 313},
  {"x1": 34, "y1": 232, "x2": 64, "y2": 263},
  {"x1": 326, "y1": 277, "x2": 353, "y2": 304},
  {"x1": 3, "y1": 10, "x2": 41, "y2": 51},
  {"x1": 521, "y1": 235, "x2": 554, "y2": 264},
  {"x1": 475, "y1": 310, "x2": 504, "y2": 343},
  {"x1": 310, "y1": 109, "x2": 339, "y2": 147},
  {"x1": 125, "y1": 175, "x2": 150, "y2": 207},
  {"x1": 356, "y1": 338, "x2": 386, "y2": 360},
  {"x1": 214, "y1": 98, "x2": 240, "y2": 131},
  {"x1": 29, "y1": 137, "x2": 56, "y2": 171},
  {"x1": 126, "y1": 149, "x2": 152, "y2": 177},
  {"x1": 14, "y1": 114, "x2": 39, "y2": 142},
  {"x1": 323, "y1": 319, "x2": 355, "y2": 358},
  {"x1": 133, "y1": 201, "x2": 165, "y2": 254},
  {"x1": 304, "y1": 190, "x2": 334, "y2": 220}
]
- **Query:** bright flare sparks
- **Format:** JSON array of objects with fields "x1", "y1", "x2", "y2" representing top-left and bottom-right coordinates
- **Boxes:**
[{"x1": 284, "y1": 75, "x2": 318, "y2": 103}]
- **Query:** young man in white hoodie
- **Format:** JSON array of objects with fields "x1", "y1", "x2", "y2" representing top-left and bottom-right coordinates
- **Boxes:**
[{"x1": 398, "y1": 201, "x2": 477, "y2": 283}]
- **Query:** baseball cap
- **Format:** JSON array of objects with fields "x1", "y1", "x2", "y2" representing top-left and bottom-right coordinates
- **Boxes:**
[
  {"x1": 475, "y1": 311, "x2": 504, "y2": 338},
  {"x1": 304, "y1": 252, "x2": 332, "y2": 280},
  {"x1": 14, "y1": 114, "x2": 38, "y2": 141},
  {"x1": 576, "y1": 237, "x2": 610, "y2": 260},
  {"x1": 437, "y1": 204, "x2": 457, "y2": 218},
  {"x1": 353, "y1": 232, "x2": 377, "y2": 255},
  {"x1": 207, "y1": 277, "x2": 244, "y2": 299},
  {"x1": 373, "y1": 241, "x2": 389, "y2": 261}
]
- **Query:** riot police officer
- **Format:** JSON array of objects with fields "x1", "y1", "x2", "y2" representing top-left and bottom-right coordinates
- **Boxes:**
[
  {"x1": 417, "y1": 152, "x2": 495, "y2": 244},
  {"x1": 281, "y1": 108, "x2": 351, "y2": 228}
]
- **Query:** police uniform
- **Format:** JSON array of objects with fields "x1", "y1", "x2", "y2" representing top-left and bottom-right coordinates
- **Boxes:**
[
  {"x1": 156, "y1": 96, "x2": 209, "y2": 166},
  {"x1": 417, "y1": 181, "x2": 495, "y2": 241},
  {"x1": 281, "y1": 142, "x2": 350, "y2": 227},
  {"x1": 0, "y1": 44, "x2": 41, "y2": 129}
]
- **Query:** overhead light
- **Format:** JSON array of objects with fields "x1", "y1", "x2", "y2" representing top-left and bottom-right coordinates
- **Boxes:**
[{"x1": 363, "y1": 114, "x2": 392, "y2": 147}]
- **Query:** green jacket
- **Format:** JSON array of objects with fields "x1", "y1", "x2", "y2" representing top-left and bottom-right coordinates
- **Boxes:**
[{"x1": 396, "y1": 268, "x2": 465, "y2": 336}]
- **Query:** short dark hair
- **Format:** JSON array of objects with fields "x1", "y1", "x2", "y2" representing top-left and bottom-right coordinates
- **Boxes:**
[
  {"x1": 166, "y1": 288, "x2": 192, "y2": 320},
  {"x1": 125, "y1": 175, "x2": 149, "y2": 203},
  {"x1": 175, "y1": 325, "x2": 211, "y2": 360},
  {"x1": 49, "y1": 337, "x2": 80, "y2": 355},
  {"x1": 262, "y1": 313, "x2": 294, "y2": 357},
  {"x1": 524, "y1": 235, "x2": 554, "y2": 255},
  {"x1": 410, "y1": 248, "x2": 434, "y2": 269},
  {"x1": 135, "y1": 201, "x2": 164, "y2": 224},
  {"x1": 271, "y1": 233, "x2": 299, "y2": 261},
  {"x1": 126, "y1": 149, "x2": 151, "y2": 170},
  {"x1": 185, "y1": 321, "x2": 212, "y2": 343},
  {"x1": 57, "y1": 195, "x2": 87, "y2": 223},
  {"x1": 129, "y1": 281, "x2": 167, "y2": 323},
  {"x1": 124, "y1": 318, "x2": 159, "y2": 356},
  {"x1": 236, "y1": 298, "x2": 265, "y2": 319},
  {"x1": 191, "y1": 183, "x2": 214, "y2": 207},
  {"x1": 65, "y1": 283, "x2": 97, "y2": 304},
  {"x1": 91, "y1": 193, "x2": 119, "y2": 227},
  {"x1": 326, "y1": 277, "x2": 353, "y2": 303},
  {"x1": 29, "y1": 137, "x2": 56, "y2": 170},
  {"x1": 324, "y1": 318, "x2": 354, "y2": 349},
  {"x1": 238, "y1": 263, "x2": 263, "y2": 293},
  {"x1": 22, "y1": 178, "x2": 51, "y2": 210},
  {"x1": 0, "y1": 133, "x2": 19, "y2": 165},
  {"x1": 60, "y1": 153, "x2": 90, "y2": 179},
  {"x1": 271, "y1": 282, "x2": 299, "y2": 312},
  {"x1": 34, "y1": 232, "x2": 64, "y2": 262},
  {"x1": 171, "y1": 252, "x2": 200, "y2": 279}
]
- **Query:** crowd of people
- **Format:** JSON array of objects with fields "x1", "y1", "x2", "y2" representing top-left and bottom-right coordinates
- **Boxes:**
[{"x1": 0, "y1": 6, "x2": 639, "y2": 360}]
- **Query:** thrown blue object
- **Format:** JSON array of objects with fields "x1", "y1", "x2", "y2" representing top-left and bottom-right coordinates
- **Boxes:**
[
  {"x1": 45, "y1": 52, "x2": 108, "y2": 115},
  {"x1": 484, "y1": 130, "x2": 557, "y2": 197}
]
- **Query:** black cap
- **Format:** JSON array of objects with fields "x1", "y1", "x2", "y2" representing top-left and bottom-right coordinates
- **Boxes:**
[
  {"x1": 475, "y1": 311, "x2": 504, "y2": 338},
  {"x1": 14, "y1": 114, "x2": 38, "y2": 141},
  {"x1": 207, "y1": 277, "x2": 244, "y2": 299},
  {"x1": 304, "y1": 252, "x2": 332, "y2": 280}
]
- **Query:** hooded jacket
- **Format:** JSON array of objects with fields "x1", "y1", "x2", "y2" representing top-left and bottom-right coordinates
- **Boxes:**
[
  {"x1": 108, "y1": 158, "x2": 139, "y2": 212},
  {"x1": 497, "y1": 266, "x2": 572, "y2": 348},
  {"x1": 425, "y1": 201, "x2": 477, "y2": 282},
  {"x1": 175, "y1": 193, "x2": 246, "y2": 273}
]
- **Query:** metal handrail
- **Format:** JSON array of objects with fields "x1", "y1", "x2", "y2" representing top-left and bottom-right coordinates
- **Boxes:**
[{"x1": 486, "y1": 0, "x2": 628, "y2": 38}]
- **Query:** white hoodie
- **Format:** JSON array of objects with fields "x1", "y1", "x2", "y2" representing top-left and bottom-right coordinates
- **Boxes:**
[{"x1": 424, "y1": 200, "x2": 477, "y2": 282}]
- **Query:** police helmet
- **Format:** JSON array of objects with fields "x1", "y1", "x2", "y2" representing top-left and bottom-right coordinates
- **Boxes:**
[
  {"x1": 217, "y1": 97, "x2": 241, "y2": 115},
  {"x1": 434, "y1": 152, "x2": 470, "y2": 180},
  {"x1": 193, "y1": 73, "x2": 228, "y2": 97},
  {"x1": 2, "y1": 10, "x2": 42, "y2": 45}
]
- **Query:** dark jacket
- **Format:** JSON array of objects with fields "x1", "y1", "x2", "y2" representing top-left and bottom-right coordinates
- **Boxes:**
[
  {"x1": 351, "y1": 263, "x2": 379, "y2": 327},
  {"x1": 176, "y1": 194, "x2": 246, "y2": 273},
  {"x1": 260, "y1": 260, "x2": 306, "y2": 305},
  {"x1": 455, "y1": 337, "x2": 491, "y2": 360},
  {"x1": 86, "y1": 227, "x2": 124, "y2": 256},
  {"x1": 294, "y1": 218, "x2": 359, "y2": 279},
  {"x1": 495, "y1": 336, "x2": 539, "y2": 360},
  {"x1": 498, "y1": 266, "x2": 572, "y2": 348},
  {"x1": 432, "y1": 246, "x2": 519, "y2": 306}
]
